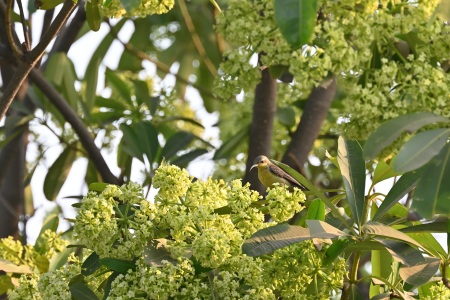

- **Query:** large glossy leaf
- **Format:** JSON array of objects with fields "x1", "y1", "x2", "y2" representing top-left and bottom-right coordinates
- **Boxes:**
[
  {"x1": 242, "y1": 223, "x2": 311, "y2": 256},
  {"x1": 306, "y1": 199, "x2": 325, "y2": 221},
  {"x1": 274, "y1": 0, "x2": 318, "y2": 49},
  {"x1": 44, "y1": 146, "x2": 77, "y2": 201},
  {"x1": 370, "y1": 249, "x2": 393, "y2": 298},
  {"x1": 0, "y1": 275, "x2": 14, "y2": 295},
  {"x1": 84, "y1": 57, "x2": 101, "y2": 114},
  {"x1": 105, "y1": 68, "x2": 132, "y2": 102},
  {"x1": 70, "y1": 281, "x2": 99, "y2": 300},
  {"x1": 213, "y1": 125, "x2": 249, "y2": 160},
  {"x1": 393, "y1": 128, "x2": 450, "y2": 173},
  {"x1": 399, "y1": 257, "x2": 440, "y2": 287},
  {"x1": 374, "y1": 238, "x2": 424, "y2": 267},
  {"x1": 170, "y1": 148, "x2": 208, "y2": 168},
  {"x1": 81, "y1": 252, "x2": 101, "y2": 276},
  {"x1": 100, "y1": 258, "x2": 136, "y2": 274},
  {"x1": 372, "y1": 160, "x2": 400, "y2": 185},
  {"x1": 363, "y1": 222, "x2": 424, "y2": 249},
  {"x1": 86, "y1": 0, "x2": 101, "y2": 32},
  {"x1": 337, "y1": 137, "x2": 366, "y2": 226},
  {"x1": 161, "y1": 131, "x2": 195, "y2": 162},
  {"x1": 0, "y1": 259, "x2": 33, "y2": 274},
  {"x1": 372, "y1": 170, "x2": 422, "y2": 221},
  {"x1": 364, "y1": 112, "x2": 448, "y2": 160},
  {"x1": 412, "y1": 143, "x2": 450, "y2": 218},
  {"x1": 305, "y1": 220, "x2": 348, "y2": 239}
]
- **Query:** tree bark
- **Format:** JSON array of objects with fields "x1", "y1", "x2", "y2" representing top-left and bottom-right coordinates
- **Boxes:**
[
  {"x1": 243, "y1": 67, "x2": 277, "y2": 194},
  {"x1": 282, "y1": 76, "x2": 337, "y2": 170}
]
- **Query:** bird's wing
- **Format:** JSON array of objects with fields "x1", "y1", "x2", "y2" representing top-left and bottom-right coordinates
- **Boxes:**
[{"x1": 268, "y1": 164, "x2": 307, "y2": 190}]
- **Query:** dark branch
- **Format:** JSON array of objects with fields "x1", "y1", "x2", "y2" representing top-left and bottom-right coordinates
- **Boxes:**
[
  {"x1": 243, "y1": 66, "x2": 277, "y2": 194},
  {"x1": 282, "y1": 76, "x2": 337, "y2": 171},
  {"x1": 0, "y1": 0, "x2": 77, "y2": 121},
  {"x1": 28, "y1": 68, "x2": 120, "y2": 185}
]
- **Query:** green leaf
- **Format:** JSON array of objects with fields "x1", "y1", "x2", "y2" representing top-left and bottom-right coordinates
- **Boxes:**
[
  {"x1": 102, "y1": 272, "x2": 120, "y2": 300},
  {"x1": 373, "y1": 160, "x2": 400, "y2": 185},
  {"x1": 84, "y1": 57, "x2": 101, "y2": 114},
  {"x1": 49, "y1": 247, "x2": 75, "y2": 271},
  {"x1": 44, "y1": 146, "x2": 77, "y2": 200},
  {"x1": 274, "y1": 0, "x2": 318, "y2": 49},
  {"x1": 35, "y1": 0, "x2": 64, "y2": 10},
  {"x1": 374, "y1": 238, "x2": 424, "y2": 267},
  {"x1": 364, "y1": 112, "x2": 449, "y2": 160},
  {"x1": 0, "y1": 275, "x2": 14, "y2": 295},
  {"x1": 306, "y1": 199, "x2": 325, "y2": 221},
  {"x1": 81, "y1": 252, "x2": 101, "y2": 276},
  {"x1": 105, "y1": 68, "x2": 132, "y2": 101},
  {"x1": 399, "y1": 221, "x2": 447, "y2": 233},
  {"x1": 0, "y1": 259, "x2": 33, "y2": 274},
  {"x1": 277, "y1": 106, "x2": 296, "y2": 128},
  {"x1": 393, "y1": 128, "x2": 450, "y2": 173},
  {"x1": 170, "y1": 149, "x2": 208, "y2": 168},
  {"x1": 337, "y1": 137, "x2": 366, "y2": 226},
  {"x1": 242, "y1": 223, "x2": 311, "y2": 256},
  {"x1": 70, "y1": 281, "x2": 99, "y2": 300},
  {"x1": 370, "y1": 249, "x2": 393, "y2": 298},
  {"x1": 34, "y1": 213, "x2": 59, "y2": 254},
  {"x1": 372, "y1": 170, "x2": 421, "y2": 221},
  {"x1": 86, "y1": 0, "x2": 101, "y2": 32},
  {"x1": 213, "y1": 125, "x2": 249, "y2": 160},
  {"x1": 100, "y1": 258, "x2": 136, "y2": 274},
  {"x1": 412, "y1": 143, "x2": 450, "y2": 218},
  {"x1": 399, "y1": 257, "x2": 440, "y2": 287},
  {"x1": 161, "y1": 131, "x2": 195, "y2": 161},
  {"x1": 88, "y1": 182, "x2": 109, "y2": 193},
  {"x1": 306, "y1": 220, "x2": 347, "y2": 239},
  {"x1": 323, "y1": 239, "x2": 350, "y2": 266},
  {"x1": 363, "y1": 222, "x2": 424, "y2": 249}
]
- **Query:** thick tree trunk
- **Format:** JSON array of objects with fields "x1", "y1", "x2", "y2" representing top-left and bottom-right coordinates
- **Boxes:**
[
  {"x1": 282, "y1": 76, "x2": 337, "y2": 170},
  {"x1": 243, "y1": 67, "x2": 277, "y2": 194}
]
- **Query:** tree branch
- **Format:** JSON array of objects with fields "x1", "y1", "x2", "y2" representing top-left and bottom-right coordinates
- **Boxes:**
[
  {"x1": 243, "y1": 66, "x2": 277, "y2": 194},
  {"x1": 282, "y1": 76, "x2": 337, "y2": 171},
  {"x1": 27, "y1": 68, "x2": 120, "y2": 184},
  {"x1": 178, "y1": 0, "x2": 217, "y2": 76},
  {"x1": 0, "y1": 0, "x2": 77, "y2": 121}
]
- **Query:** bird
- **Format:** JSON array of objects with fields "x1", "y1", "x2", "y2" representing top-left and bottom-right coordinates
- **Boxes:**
[{"x1": 250, "y1": 155, "x2": 306, "y2": 190}]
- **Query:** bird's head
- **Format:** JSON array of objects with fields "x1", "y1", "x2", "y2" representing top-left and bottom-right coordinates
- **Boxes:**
[{"x1": 250, "y1": 155, "x2": 270, "y2": 171}]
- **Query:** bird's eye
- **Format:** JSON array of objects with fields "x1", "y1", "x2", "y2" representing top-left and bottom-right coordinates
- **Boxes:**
[{"x1": 260, "y1": 160, "x2": 263, "y2": 164}]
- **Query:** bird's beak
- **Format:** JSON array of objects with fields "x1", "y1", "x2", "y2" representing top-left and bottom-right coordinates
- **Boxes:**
[{"x1": 250, "y1": 164, "x2": 257, "y2": 171}]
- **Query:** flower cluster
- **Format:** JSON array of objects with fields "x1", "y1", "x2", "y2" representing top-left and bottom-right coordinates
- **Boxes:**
[
  {"x1": 73, "y1": 182, "x2": 156, "y2": 259},
  {"x1": 9, "y1": 163, "x2": 343, "y2": 299},
  {"x1": 266, "y1": 184, "x2": 306, "y2": 222},
  {"x1": 94, "y1": 0, "x2": 175, "y2": 18},
  {"x1": 215, "y1": 0, "x2": 450, "y2": 140},
  {"x1": 8, "y1": 254, "x2": 84, "y2": 300},
  {"x1": 263, "y1": 240, "x2": 347, "y2": 299}
]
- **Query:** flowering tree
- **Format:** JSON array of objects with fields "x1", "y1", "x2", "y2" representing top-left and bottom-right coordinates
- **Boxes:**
[{"x1": 1, "y1": 0, "x2": 450, "y2": 299}]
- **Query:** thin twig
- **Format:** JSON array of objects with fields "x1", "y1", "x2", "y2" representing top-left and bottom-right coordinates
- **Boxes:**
[
  {"x1": 178, "y1": 0, "x2": 217, "y2": 76},
  {"x1": 4, "y1": 0, "x2": 22, "y2": 57},
  {"x1": 16, "y1": 0, "x2": 31, "y2": 51},
  {"x1": 0, "y1": 0, "x2": 77, "y2": 121},
  {"x1": 106, "y1": 21, "x2": 216, "y2": 99}
]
